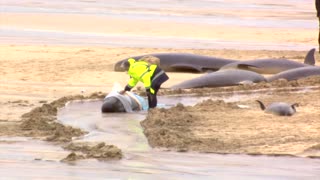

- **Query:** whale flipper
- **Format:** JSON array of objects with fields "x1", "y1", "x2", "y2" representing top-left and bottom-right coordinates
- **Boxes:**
[
  {"x1": 291, "y1": 103, "x2": 299, "y2": 111},
  {"x1": 256, "y1": 100, "x2": 266, "y2": 110}
]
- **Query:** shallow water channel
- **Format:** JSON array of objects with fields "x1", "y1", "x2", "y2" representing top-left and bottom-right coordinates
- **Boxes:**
[{"x1": 1, "y1": 90, "x2": 320, "y2": 179}]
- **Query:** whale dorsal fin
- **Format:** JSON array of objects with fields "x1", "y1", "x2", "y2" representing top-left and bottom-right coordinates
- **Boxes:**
[
  {"x1": 170, "y1": 63, "x2": 203, "y2": 72},
  {"x1": 304, "y1": 48, "x2": 315, "y2": 65}
]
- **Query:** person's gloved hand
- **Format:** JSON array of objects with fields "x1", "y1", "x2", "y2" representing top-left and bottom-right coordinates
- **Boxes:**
[
  {"x1": 124, "y1": 85, "x2": 132, "y2": 91},
  {"x1": 119, "y1": 85, "x2": 132, "y2": 94}
]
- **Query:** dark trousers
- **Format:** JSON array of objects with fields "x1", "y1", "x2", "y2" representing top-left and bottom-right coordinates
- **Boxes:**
[
  {"x1": 147, "y1": 92, "x2": 157, "y2": 109},
  {"x1": 148, "y1": 70, "x2": 169, "y2": 108}
]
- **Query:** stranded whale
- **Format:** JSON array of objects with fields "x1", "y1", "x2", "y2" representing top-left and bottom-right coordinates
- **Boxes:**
[
  {"x1": 101, "y1": 83, "x2": 148, "y2": 113},
  {"x1": 114, "y1": 53, "x2": 238, "y2": 73},
  {"x1": 256, "y1": 100, "x2": 298, "y2": 116},
  {"x1": 267, "y1": 66, "x2": 320, "y2": 82},
  {"x1": 170, "y1": 69, "x2": 266, "y2": 89},
  {"x1": 220, "y1": 48, "x2": 316, "y2": 74}
]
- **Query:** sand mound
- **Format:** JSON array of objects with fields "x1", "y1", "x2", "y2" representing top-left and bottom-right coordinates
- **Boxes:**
[
  {"x1": 141, "y1": 100, "x2": 245, "y2": 153},
  {"x1": 62, "y1": 142, "x2": 122, "y2": 162},
  {"x1": 20, "y1": 95, "x2": 88, "y2": 142},
  {"x1": 140, "y1": 76, "x2": 320, "y2": 158},
  {"x1": 16, "y1": 92, "x2": 124, "y2": 161}
]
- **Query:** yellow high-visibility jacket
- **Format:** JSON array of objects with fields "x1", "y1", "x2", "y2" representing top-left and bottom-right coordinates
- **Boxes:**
[{"x1": 127, "y1": 59, "x2": 157, "y2": 93}]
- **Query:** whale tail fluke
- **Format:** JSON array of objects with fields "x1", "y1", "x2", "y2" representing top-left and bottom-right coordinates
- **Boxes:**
[
  {"x1": 256, "y1": 100, "x2": 266, "y2": 110},
  {"x1": 304, "y1": 48, "x2": 316, "y2": 65}
]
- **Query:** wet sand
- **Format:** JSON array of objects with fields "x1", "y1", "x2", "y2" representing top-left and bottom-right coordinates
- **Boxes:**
[
  {"x1": 1, "y1": 137, "x2": 319, "y2": 179},
  {"x1": 0, "y1": 0, "x2": 317, "y2": 50},
  {"x1": 2, "y1": 12, "x2": 316, "y2": 44},
  {"x1": 143, "y1": 84, "x2": 320, "y2": 158}
]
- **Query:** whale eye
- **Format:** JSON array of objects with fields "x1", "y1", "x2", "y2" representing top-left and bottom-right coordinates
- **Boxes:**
[{"x1": 119, "y1": 61, "x2": 130, "y2": 71}]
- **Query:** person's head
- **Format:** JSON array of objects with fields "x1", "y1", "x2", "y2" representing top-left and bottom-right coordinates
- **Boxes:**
[
  {"x1": 125, "y1": 58, "x2": 136, "y2": 74},
  {"x1": 138, "y1": 55, "x2": 160, "y2": 66},
  {"x1": 127, "y1": 58, "x2": 136, "y2": 65}
]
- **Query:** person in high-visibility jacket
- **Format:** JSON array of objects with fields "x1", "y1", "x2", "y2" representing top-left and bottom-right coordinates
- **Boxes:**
[{"x1": 120, "y1": 57, "x2": 169, "y2": 109}]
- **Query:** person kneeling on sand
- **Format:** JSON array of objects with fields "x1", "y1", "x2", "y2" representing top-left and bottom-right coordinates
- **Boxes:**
[{"x1": 120, "y1": 56, "x2": 169, "y2": 109}]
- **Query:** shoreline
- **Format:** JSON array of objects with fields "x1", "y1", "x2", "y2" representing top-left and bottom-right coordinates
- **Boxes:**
[{"x1": 1, "y1": 11, "x2": 317, "y2": 51}]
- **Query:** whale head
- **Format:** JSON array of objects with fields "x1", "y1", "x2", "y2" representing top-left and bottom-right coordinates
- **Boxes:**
[{"x1": 101, "y1": 97, "x2": 126, "y2": 113}]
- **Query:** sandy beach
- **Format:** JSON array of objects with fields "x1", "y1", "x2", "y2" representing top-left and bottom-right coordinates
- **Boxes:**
[
  {"x1": 0, "y1": 1, "x2": 320, "y2": 177},
  {"x1": 1, "y1": 44, "x2": 319, "y2": 159}
]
